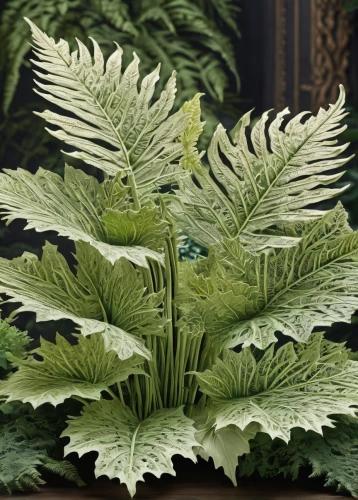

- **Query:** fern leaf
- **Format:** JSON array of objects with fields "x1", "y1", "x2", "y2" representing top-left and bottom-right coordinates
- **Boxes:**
[
  {"x1": 62, "y1": 400, "x2": 198, "y2": 497},
  {"x1": 173, "y1": 86, "x2": 352, "y2": 250},
  {"x1": 2, "y1": 333, "x2": 144, "y2": 408},
  {"x1": 0, "y1": 165, "x2": 167, "y2": 267},
  {"x1": 41, "y1": 457, "x2": 85, "y2": 487},
  {"x1": 239, "y1": 416, "x2": 358, "y2": 498},
  {"x1": 25, "y1": 19, "x2": 188, "y2": 196},
  {"x1": 0, "y1": 242, "x2": 165, "y2": 359},
  {"x1": 195, "y1": 333, "x2": 358, "y2": 442},
  {"x1": 179, "y1": 203, "x2": 358, "y2": 348},
  {"x1": 0, "y1": 412, "x2": 82, "y2": 494}
]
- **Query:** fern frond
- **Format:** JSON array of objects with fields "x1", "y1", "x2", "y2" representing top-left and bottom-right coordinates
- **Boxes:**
[
  {"x1": 239, "y1": 416, "x2": 358, "y2": 497},
  {"x1": 26, "y1": 19, "x2": 189, "y2": 197},
  {"x1": 0, "y1": 411, "x2": 83, "y2": 494},
  {"x1": 41, "y1": 457, "x2": 85, "y2": 487},
  {"x1": 173, "y1": 86, "x2": 352, "y2": 250}
]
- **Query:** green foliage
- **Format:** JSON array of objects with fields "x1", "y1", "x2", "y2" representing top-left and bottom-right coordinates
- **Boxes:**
[
  {"x1": 0, "y1": 409, "x2": 84, "y2": 493},
  {"x1": 63, "y1": 401, "x2": 198, "y2": 497},
  {"x1": 178, "y1": 204, "x2": 358, "y2": 348},
  {"x1": 172, "y1": 86, "x2": 352, "y2": 250},
  {"x1": 0, "y1": 319, "x2": 29, "y2": 370},
  {"x1": 239, "y1": 416, "x2": 358, "y2": 497},
  {"x1": 195, "y1": 334, "x2": 358, "y2": 441},
  {"x1": 1, "y1": 21, "x2": 358, "y2": 497},
  {"x1": 2, "y1": 333, "x2": 145, "y2": 407},
  {"x1": 0, "y1": 165, "x2": 168, "y2": 267},
  {"x1": 0, "y1": 322, "x2": 84, "y2": 493},
  {"x1": 345, "y1": 0, "x2": 358, "y2": 12}
]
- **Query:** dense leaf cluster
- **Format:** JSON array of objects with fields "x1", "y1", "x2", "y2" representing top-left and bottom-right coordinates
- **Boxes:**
[{"x1": 1, "y1": 20, "x2": 358, "y2": 498}]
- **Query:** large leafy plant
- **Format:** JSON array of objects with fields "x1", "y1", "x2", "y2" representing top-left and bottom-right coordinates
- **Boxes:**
[{"x1": 1, "y1": 20, "x2": 358, "y2": 497}]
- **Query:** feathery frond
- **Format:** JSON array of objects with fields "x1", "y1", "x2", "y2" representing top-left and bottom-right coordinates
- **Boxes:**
[{"x1": 173, "y1": 86, "x2": 352, "y2": 250}]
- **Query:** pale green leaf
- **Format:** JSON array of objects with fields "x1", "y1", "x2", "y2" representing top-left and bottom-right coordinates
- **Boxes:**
[
  {"x1": 0, "y1": 165, "x2": 167, "y2": 268},
  {"x1": 25, "y1": 19, "x2": 189, "y2": 196},
  {"x1": 194, "y1": 409, "x2": 257, "y2": 485},
  {"x1": 179, "y1": 204, "x2": 358, "y2": 348},
  {"x1": 195, "y1": 334, "x2": 358, "y2": 442},
  {"x1": 0, "y1": 242, "x2": 166, "y2": 359},
  {"x1": 62, "y1": 400, "x2": 198, "y2": 497},
  {"x1": 173, "y1": 85, "x2": 352, "y2": 250},
  {"x1": 1, "y1": 333, "x2": 144, "y2": 408}
]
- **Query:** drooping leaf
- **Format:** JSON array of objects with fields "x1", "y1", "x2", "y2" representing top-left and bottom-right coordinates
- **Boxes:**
[
  {"x1": 179, "y1": 204, "x2": 358, "y2": 348},
  {"x1": 194, "y1": 408, "x2": 258, "y2": 485},
  {"x1": 173, "y1": 85, "x2": 352, "y2": 250},
  {"x1": 195, "y1": 334, "x2": 358, "y2": 442},
  {"x1": 239, "y1": 415, "x2": 358, "y2": 498},
  {"x1": 1, "y1": 333, "x2": 144, "y2": 408},
  {"x1": 0, "y1": 165, "x2": 167, "y2": 267},
  {"x1": 25, "y1": 18, "x2": 189, "y2": 196},
  {"x1": 0, "y1": 242, "x2": 165, "y2": 359},
  {"x1": 62, "y1": 399, "x2": 198, "y2": 497}
]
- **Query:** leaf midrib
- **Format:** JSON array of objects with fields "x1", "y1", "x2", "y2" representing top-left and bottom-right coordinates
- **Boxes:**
[{"x1": 237, "y1": 105, "x2": 340, "y2": 236}]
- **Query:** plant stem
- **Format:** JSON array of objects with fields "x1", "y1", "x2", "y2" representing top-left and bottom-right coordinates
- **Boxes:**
[{"x1": 127, "y1": 172, "x2": 140, "y2": 210}]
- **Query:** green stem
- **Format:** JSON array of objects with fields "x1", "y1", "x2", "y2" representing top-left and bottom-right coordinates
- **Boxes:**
[
  {"x1": 128, "y1": 172, "x2": 140, "y2": 210},
  {"x1": 117, "y1": 383, "x2": 126, "y2": 405},
  {"x1": 107, "y1": 387, "x2": 120, "y2": 401}
]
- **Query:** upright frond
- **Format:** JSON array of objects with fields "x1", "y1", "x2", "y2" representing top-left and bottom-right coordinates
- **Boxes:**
[
  {"x1": 173, "y1": 86, "x2": 352, "y2": 250},
  {"x1": 26, "y1": 19, "x2": 188, "y2": 197}
]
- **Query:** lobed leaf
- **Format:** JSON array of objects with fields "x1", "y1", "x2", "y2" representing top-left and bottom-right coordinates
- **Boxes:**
[
  {"x1": 62, "y1": 400, "x2": 198, "y2": 497},
  {"x1": 195, "y1": 334, "x2": 358, "y2": 442},
  {"x1": 0, "y1": 242, "x2": 166, "y2": 359},
  {"x1": 179, "y1": 204, "x2": 358, "y2": 348},
  {"x1": 0, "y1": 165, "x2": 167, "y2": 268},
  {"x1": 1, "y1": 333, "x2": 144, "y2": 408}
]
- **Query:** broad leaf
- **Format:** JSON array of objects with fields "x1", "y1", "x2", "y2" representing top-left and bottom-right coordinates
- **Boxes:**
[
  {"x1": 62, "y1": 400, "x2": 198, "y2": 497},
  {"x1": 195, "y1": 334, "x2": 358, "y2": 442},
  {"x1": 179, "y1": 204, "x2": 358, "y2": 348},
  {"x1": 1, "y1": 333, "x2": 144, "y2": 408},
  {"x1": 0, "y1": 165, "x2": 167, "y2": 267},
  {"x1": 194, "y1": 409, "x2": 257, "y2": 485},
  {"x1": 0, "y1": 242, "x2": 165, "y2": 359},
  {"x1": 239, "y1": 415, "x2": 358, "y2": 498},
  {"x1": 173, "y1": 85, "x2": 352, "y2": 250},
  {"x1": 26, "y1": 19, "x2": 189, "y2": 196}
]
